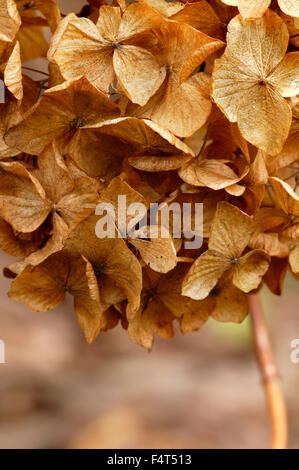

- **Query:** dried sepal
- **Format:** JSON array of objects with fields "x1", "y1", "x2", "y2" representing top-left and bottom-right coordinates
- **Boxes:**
[
  {"x1": 48, "y1": 4, "x2": 165, "y2": 105},
  {"x1": 212, "y1": 10, "x2": 295, "y2": 155},
  {"x1": 182, "y1": 202, "x2": 269, "y2": 300}
]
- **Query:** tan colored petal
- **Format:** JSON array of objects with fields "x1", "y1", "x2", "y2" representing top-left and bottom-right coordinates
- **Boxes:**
[
  {"x1": 209, "y1": 202, "x2": 254, "y2": 259},
  {"x1": 35, "y1": 0, "x2": 61, "y2": 33},
  {"x1": 99, "y1": 175, "x2": 148, "y2": 225},
  {"x1": 129, "y1": 232, "x2": 177, "y2": 273},
  {"x1": 4, "y1": 40, "x2": 22, "y2": 100},
  {"x1": 226, "y1": 11, "x2": 289, "y2": 76},
  {"x1": 249, "y1": 232, "x2": 289, "y2": 257},
  {"x1": 0, "y1": 0, "x2": 21, "y2": 42},
  {"x1": 267, "y1": 132, "x2": 299, "y2": 174},
  {"x1": 57, "y1": 177, "x2": 98, "y2": 230},
  {"x1": 48, "y1": 13, "x2": 115, "y2": 93},
  {"x1": 66, "y1": 130, "x2": 129, "y2": 181},
  {"x1": 128, "y1": 298, "x2": 174, "y2": 349},
  {"x1": 246, "y1": 151, "x2": 268, "y2": 186},
  {"x1": 170, "y1": 1, "x2": 225, "y2": 40},
  {"x1": 278, "y1": 0, "x2": 299, "y2": 17},
  {"x1": 0, "y1": 161, "x2": 50, "y2": 232},
  {"x1": 117, "y1": 2, "x2": 163, "y2": 41},
  {"x1": 97, "y1": 5, "x2": 122, "y2": 42},
  {"x1": 68, "y1": 256, "x2": 108, "y2": 344},
  {"x1": 230, "y1": 122, "x2": 250, "y2": 163},
  {"x1": 34, "y1": 142, "x2": 74, "y2": 202},
  {"x1": 6, "y1": 77, "x2": 120, "y2": 155},
  {"x1": 8, "y1": 253, "x2": 68, "y2": 311},
  {"x1": 25, "y1": 213, "x2": 68, "y2": 266},
  {"x1": 138, "y1": 0, "x2": 184, "y2": 17},
  {"x1": 150, "y1": 16, "x2": 223, "y2": 73},
  {"x1": 128, "y1": 153, "x2": 193, "y2": 172},
  {"x1": 90, "y1": 116, "x2": 193, "y2": 155},
  {"x1": 66, "y1": 215, "x2": 142, "y2": 314},
  {"x1": 212, "y1": 52, "x2": 258, "y2": 122},
  {"x1": 233, "y1": 249, "x2": 270, "y2": 292},
  {"x1": 134, "y1": 73, "x2": 212, "y2": 137},
  {"x1": 4, "y1": 260, "x2": 28, "y2": 279},
  {"x1": 113, "y1": 45, "x2": 166, "y2": 105},
  {"x1": 17, "y1": 25, "x2": 48, "y2": 61},
  {"x1": 211, "y1": 280, "x2": 249, "y2": 323},
  {"x1": 263, "y1": 256, "x2": 288, "y2": 295},
  {"x1": 0, "y1": 75, "x2": 38, "y2": 159},
  {"x1": 269, "y1": 176, "x2": 299, "y2": 216},
  {"x1": 158, "y1": 264, "x2": 211, "y2": 322},
  {"x1": 74, "y1": 296, "x2": 109, "y2": 344},
  {"x1": 178, "y1": 158, "x2": 249, "y2": 190},
  {"x1": 180, "y1": 296, "x2": 213, "y2": 334},
  {"x1": 289, "y1": 244, "x2": 299, "y2": 274},
  {"x1": 268, "y1": 52, "x2": 299, "y2": 98},
  {"x1": 237, "y1": 0, "x2": 270, "y2": 19},
  {"x1": 0, "y1": 217, "x2": 41, "y2": 257},
  {"x1": 237, "y1": 84, "x2": 292, "y2": 156},
  {"x1": 182, "y1": 250, "x2": 231, "y2": 300}
]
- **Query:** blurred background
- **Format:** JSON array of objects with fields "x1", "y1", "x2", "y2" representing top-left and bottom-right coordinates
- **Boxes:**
[
  {"x1": 0, "y1": 246, "x2": 299, "y2": 449},
  {"x1": 0, "y1": 0, "x2": 298, "y2": 450}
]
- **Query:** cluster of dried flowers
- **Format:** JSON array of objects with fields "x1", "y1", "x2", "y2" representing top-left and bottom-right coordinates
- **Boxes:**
[{"x1": 0, "y1": 0, "x2": 298, "y2": 349}]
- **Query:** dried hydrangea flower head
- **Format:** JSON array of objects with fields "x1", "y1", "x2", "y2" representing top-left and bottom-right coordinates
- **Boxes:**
[{"x1": 0, "y1": 0, "x2": 297, "y2": 357}]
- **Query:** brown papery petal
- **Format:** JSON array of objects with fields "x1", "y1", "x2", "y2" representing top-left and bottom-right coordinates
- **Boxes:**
[
  {"x1": 25, "y1": 213, "x2": 68, "y2": 266},
  {"x1": 182, "y1": 250, "x2": 231, "y2": 300},
  {"x1": 234, "y1": 0, "x2": 270, "y2": 19},
  {"x1": 17, "y1": 24, "x2": 48, "y2": 62},
  {"x1": 237, "y1": 84, "x2": 292, "y2": 156},
  {"x1": 34, "y1": 142, "x2": 74, "y2": 203},
  {"x1": 6, "y1": 77, "x2": 120, "y2": 155},
  {"x1": 226, "y1": 11, "x2": 289, "y2": 76},
  {"x1": 0, "y1": 218, "x2": 40, "y2": 257},
  {"x1": 268, "y1": 52, "x2": 299, "y2": 98},
  {"x1": 113, "y1": 45, "x2": 166, "y2": 105},
  {"x1": 0, "y1": 161, "x2": 50, "y2": 233},
  {"x1": 128, "y1": 298, "x2": 174, "y2": 349},
  {"x1": 0, "y1": 0, "x2": 21, "y2": 42},
  {"x1": 35, "y1": 0, "x2": 61, "y2": 33},
  {"x1": 134, "y1": 73, "x2": 212, "y2": 137},
  {"x1": 278, "y1": 0, "x2": 299, "y2": 17},
  {"x1": 209, "y1": 202, "x2": 253, "y2": 259},
  {"x1": 129, "y1": 154, "x2": 193, "y2": 172},
  {"x1": 180, "y1": 296, "x2": 213, "y2": 334},
  {"x1": 263, "y1": 256, "x2": 288, "y2": 295},
  {"x1": 170, "y1": 1, "x2": 225, "y2": 40},
  {"x1": 178, "y1": 158, "x2": 249, "y2": 190},
  {"x1": 289, "y1": 244, "x2": 299, "y2": 274},
  {"x1": 89, "y1": 117, "x2": 193, "y2": 156},
  {"x1": 117, "y1": 2, "x2": 163, "y2": 42},
  {"x1": 129, "y1": 231, "x2": 177, "y2": 273},
  {"x1": 138, "y1": 0, "x2": 184, "y2": 18},
  {"x1": 8, "y1": 253, "x2": 69, "y2": 311},
  {"x1": 211, "y1": 280, "x2": 249, "y2": 323},
  {"x1": 269, "y1": 177, "x2": 299, "y2": 216},
  {"x1": 232, "y1": 249, "x2": 270, "y2": 293},
  {"x1": 48, "y1": 14, "x2": 115, "y2": 93},
  {"x1": 4, "y1": 41, "x2": 22, "y2": 101}
]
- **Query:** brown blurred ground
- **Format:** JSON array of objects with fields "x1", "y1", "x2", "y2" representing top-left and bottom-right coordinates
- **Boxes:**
[
  {"x1": 0, "y1": 0, "x2": 298, "y2": 449},
  {"x1": 0, "y1": 248, "x2": 298, "y2": 449}
]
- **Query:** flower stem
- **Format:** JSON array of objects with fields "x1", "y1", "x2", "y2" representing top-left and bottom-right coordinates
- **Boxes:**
[{"x1": 249, "y1": 293, "x2": 288, "y2": 449}]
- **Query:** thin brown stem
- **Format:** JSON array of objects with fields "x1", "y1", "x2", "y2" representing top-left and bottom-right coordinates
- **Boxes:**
[
  {"x1": 21, "y1": 66, "x2": 49, "y2": 77},
  {"x1": 249, "y1": 294, "x2": 288, "y2": 449}
]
